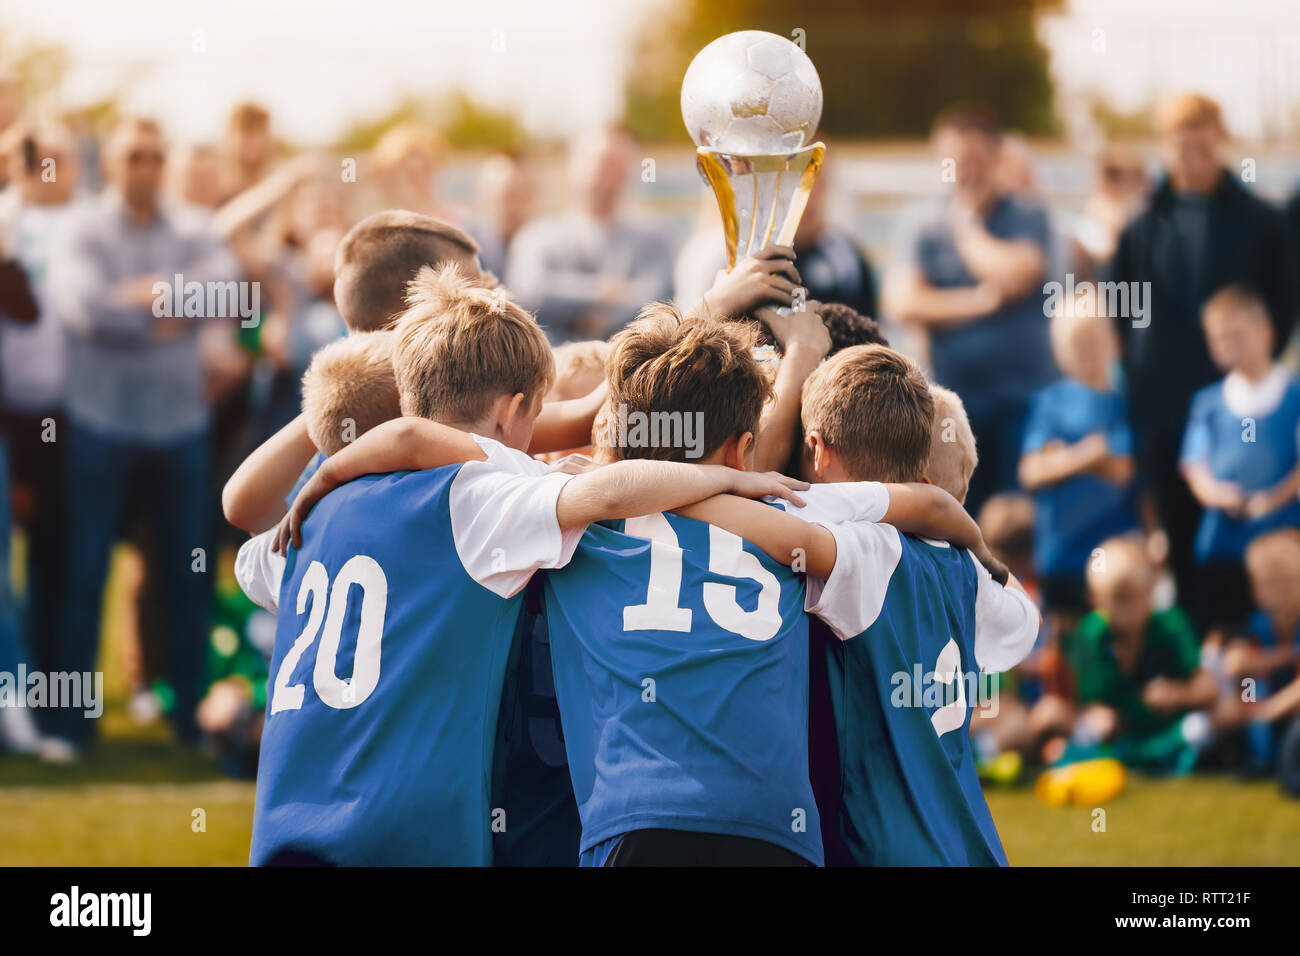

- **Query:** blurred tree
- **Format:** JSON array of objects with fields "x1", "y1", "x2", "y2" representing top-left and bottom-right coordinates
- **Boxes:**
[
  {"x1": 1087, "y1": 93, "x2": 1154, "y2": 141},
  {"x1": 624, "y1": 0, "x2": 1063, "y2": 142},
  {"x1": 333, "y1": 91, "x2": 528, "y2": 154}
]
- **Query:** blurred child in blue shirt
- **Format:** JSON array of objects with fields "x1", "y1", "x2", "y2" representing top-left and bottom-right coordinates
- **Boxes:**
[
  {"x1": 1019, "y1": 300, "x2": 1140, "y2": 638},
  {"x1": 1211, "y1": 530, "x2": 1300, "y2": 780},
  {"x1": 1181, "y1": 285, "x2": 1300, "y2": 635}
]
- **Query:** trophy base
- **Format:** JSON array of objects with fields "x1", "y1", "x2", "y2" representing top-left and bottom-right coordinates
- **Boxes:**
[{"x1": 695, "y1": 142, "x2": 825, "y2": 271}]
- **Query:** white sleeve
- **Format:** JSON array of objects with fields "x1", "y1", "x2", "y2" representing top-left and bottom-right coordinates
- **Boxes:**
[
  {"x1": 970, "y1": 550, "x2": 1041, "y2": 673},
  {"x1": 804, "y1": 520, "x2": 903, "y2": 641},
  {"x1": 786, "y1": 480, "x2": 891, "y2": 527},
  {"x1": 234, "y1": 530, "x2": 286, "y2": 613},
  {"x1": 450, "y1": 438, "x2": 585, "y2": 598}
]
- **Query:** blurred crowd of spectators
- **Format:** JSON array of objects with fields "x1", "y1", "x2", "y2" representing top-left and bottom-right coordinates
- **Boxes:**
[{"x1": 0, "y1": 80, "x2": 1295, "y2": 789}]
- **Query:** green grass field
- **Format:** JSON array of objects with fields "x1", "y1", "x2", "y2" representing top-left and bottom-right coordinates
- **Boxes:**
[{"x1": 3, "y1": 706, "x2": 1299, "y2": 865}]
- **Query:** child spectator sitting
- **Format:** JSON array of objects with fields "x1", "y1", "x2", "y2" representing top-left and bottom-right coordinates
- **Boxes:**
[
  {"x1": 1066, "y1": 536, "x2": 1217, "y2": 773},
  {"x1": 1181, "y1": 284, "x2": 1300, "y2": 636},
  {"x1": 1214, "y1": 529, "x2": 1300, "y2": 783},
  {"x1": 971, "y1": 492, "x2": 1080, "y2": 770},
  {"x1": 1019, "y1": 299, "x2": 1139, "y2": 640}
]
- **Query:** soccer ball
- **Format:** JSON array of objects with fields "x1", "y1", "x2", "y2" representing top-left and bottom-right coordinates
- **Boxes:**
[{"x1": 680, "y1": 30, "x2": 823, "y2": 156}]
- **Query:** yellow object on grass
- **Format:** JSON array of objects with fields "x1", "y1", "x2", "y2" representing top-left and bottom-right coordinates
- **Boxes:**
[{"x1": 1034, "y1": 758, "x2": 1127, "y2": 807}]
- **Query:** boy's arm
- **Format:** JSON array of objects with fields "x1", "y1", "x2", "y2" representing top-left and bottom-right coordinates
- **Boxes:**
[
  {"x1": 1182, "y1": 462, "x2": 1247, "y2": 515},
  {"x1": 1018, "y1": 433, "x2": 1109, "y2": 490},
  {"x1": 222, "y1": 414, "x2": 319, "y2": 534},
  {"x1": 275, "y1": 413, "x2": 808, "y2": 552},
  {"x1": 1141, "y1": 670, "x2": 1219, "y2": 714},
  {"x1": 677, "y1": 481, "x2": 1008, "y2": 583},
  {"x1": 554, "y1": 462, "x2": 806, "y2": 530},
  {"x1": 751, "y1": 303, "x2": 831, "y2": 473},
  {"x1": 1246, "y1": 461, "x2": 1300, "y2": 519},
  {"x1": 1231, "y1": 640, "x2": 1300, "y2": 677},
  {"x1": 1256, "y1": 674, "x2": 1300, "y2": 723},
  {"x1": 676, "y1": 493, "x2": 838, "y2": 577},
  {"x1": 528, "y1": 380, "x2": 608, "y2": 455},
  {"x1": 275, "y1": 416, "x2": 488, "y2": 551}
]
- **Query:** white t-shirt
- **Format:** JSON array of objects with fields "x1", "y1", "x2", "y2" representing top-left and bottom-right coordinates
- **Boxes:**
[{"x1": 788, "y1": 481, "x2": 1040, "y2": 673}]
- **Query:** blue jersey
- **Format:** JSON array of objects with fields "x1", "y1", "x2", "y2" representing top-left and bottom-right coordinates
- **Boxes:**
[
  {"x1": 797, "y1": 485, "x2": 1040, "y2": 866},
  {"x1": 1021, "y1": 379, "x2": 1140, "y2": 576},
  {"x1": 1181, "y1": 368, "x2": 1300, "y2": 561},
  {"x1": 543, "y1": 509, "x2": 820, "y2": 864},
  {"x1": 490, "y1": 580, "x2": 582, "y2": 866},
  {"x1": 236, "y1": 437, "x2": 582, "y2": 866}
]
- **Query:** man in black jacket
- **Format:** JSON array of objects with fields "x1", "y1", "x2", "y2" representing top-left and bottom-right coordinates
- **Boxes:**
[{"x1": 1111, "y1": 93, "x2": 1296, "y2": 602}]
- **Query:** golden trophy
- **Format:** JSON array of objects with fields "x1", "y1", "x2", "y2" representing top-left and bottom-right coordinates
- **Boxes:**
[{"x1": 681, "y1": 30, "x2": 825, "y2": 272}]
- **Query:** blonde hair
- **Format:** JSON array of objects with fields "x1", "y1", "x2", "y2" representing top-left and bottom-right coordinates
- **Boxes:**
[
  {"x1": 371, "y1": 121, "x2": 446, "y2": 175},
  {"x1": 1246, "y1": 529, "x2": 1300, "y2": 580},
  {"x1": 1086, "y1": 535, "x2": 1154, "y2": 596},
  {"x1": 801, "y1": 345, "x2": 934, "y2": 483},
  {"x1": 926, "y1": 384, "x2": 978, "y2": 504},
  {"x1": 302, "y1": 331, "x2": 401, "y2": 456},
  {"x1": 1201, "y1": 283, "x2": 1271, "y2": 331},
  {"x1": 606, "y1": 304, "x2": 771, "y2": 462},
  {"x1": 394, "y1": 264, "x2": 554, "y2": 424},
  {"x1": 550, "y1": 339, "x2": 611, "y2": 401},
  {"x1": 1154, "y1": 92, "x2": 1225, "y2": 135}
]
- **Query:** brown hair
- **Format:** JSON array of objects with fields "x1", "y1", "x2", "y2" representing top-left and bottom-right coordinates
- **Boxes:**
[
  {"x1": 334, "y1": 210, "x2": 480, "y2": 332},
  {"x1": 301, "y1": 331, "x2": 401, "y2": 456},
  {"x1": 817, "y1": 302, "x2": 889, "y2": 355},
  {"x1": 606, "y1": 304, "x2": 772, "y2": 462},
  {"x1": 393, "y1": 263, "x2": 553, "y2": 425},
  {"x1": 801, "y1": 344, "x2": 934, "y2": 482}
]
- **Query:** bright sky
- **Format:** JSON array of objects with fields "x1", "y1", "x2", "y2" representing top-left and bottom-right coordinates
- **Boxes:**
[
  {"x1": 3, "y1": 0, "x2": 1300, "y2": 143},
  {"x1": 0, "y1": 0, "x2": 666, "y2": 143},
  {"x1": 1044, "y1": 0, "x2": 1300, "y2": 140}
]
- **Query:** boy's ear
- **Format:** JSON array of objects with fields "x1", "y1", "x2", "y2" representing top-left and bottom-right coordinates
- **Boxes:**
[
  {"x1": 493, "y1": 391, "x2": 530, "y2": 443},
  {"x1": 724, "y1": 431, "x2": 755, "y2": 472},
  {"x1": 807, "y1": 430, "x2": 831, "y2": 479}
]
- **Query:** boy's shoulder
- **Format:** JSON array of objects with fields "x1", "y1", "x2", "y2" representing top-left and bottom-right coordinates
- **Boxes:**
[
  {"x1": 1280, "y1": 371, "x2": 1300, "y2": 403},
  {"x1": 1189, "y1": 377, "x2": 1227, "y2": 410}
]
